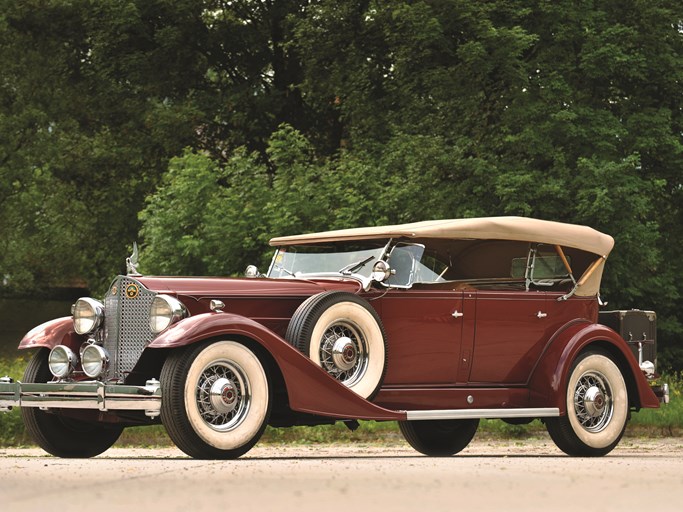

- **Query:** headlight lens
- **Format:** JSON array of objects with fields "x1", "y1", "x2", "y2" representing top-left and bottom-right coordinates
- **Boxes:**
[
  {"x1": 81, "y1": 344, "x2": 109, "y2": 378},
  {"x1": 72, "y1": 298, "x2": 104, "y2": 335},
  {"x1": 150, "y1": 294, "x2": 188, "y2": 334},
  {"x1": 48, "y1": 345, "x2": 77, "y2": 378}
]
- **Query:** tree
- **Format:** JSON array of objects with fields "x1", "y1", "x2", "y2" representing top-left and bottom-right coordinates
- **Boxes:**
[{"x1": 1, "y1": 1, "x2": 681, "y2": 367}]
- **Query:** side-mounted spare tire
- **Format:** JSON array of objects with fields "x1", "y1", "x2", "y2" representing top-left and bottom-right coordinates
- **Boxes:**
[{"x1": 286, "y1": 291, "x2": 387, "y2": 400}]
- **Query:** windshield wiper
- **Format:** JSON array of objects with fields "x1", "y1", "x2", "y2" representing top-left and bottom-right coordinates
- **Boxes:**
[
  {"x1": 273, "y1": 263, "x2": 296, "y2": 277},
  {"x1": 338, "y1": 256, "x2": 375, "y2": 275}
]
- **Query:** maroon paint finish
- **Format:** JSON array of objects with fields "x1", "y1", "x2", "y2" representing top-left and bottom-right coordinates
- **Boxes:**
[
  {"x1": 376, "y1": 289, "x2": 464, "y2": 385},
  {"x1": 468, "y1": 290, "x2": 548, "y2": 384},
  {"x1": 468, "y1": 293, "x2": 599, "y2": 386},
  {"x1": 147, "y1": 312, "x2": 406, "y2": 421},
  {"x1": 527, "y1": 322, "x2": 659, "y2": 412},
  {"x1": 139, "y1": 276, "x2": 360, "y2": 337},
  {"x1": 18, "y1": 317, "x2": 83, "y2": 352},
  {"x1": 138, "y1": 276, "x2": 359, "y2": 298},
  {"x1": 375, "y1": 387, "x2": 530, "y2": 411},
  {"x1": 14, "y1": 274, "x2": 659, "y2": 420}
]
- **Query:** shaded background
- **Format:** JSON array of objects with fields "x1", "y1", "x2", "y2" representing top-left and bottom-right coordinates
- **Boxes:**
[{"x1": 1, "y1": 1, "x2": 681, "y2": 367}]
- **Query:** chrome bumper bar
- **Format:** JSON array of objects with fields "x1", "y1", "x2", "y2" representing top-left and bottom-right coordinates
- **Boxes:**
[{"x1": 0, "y1": 377, "x2": 161, "y2": 418}]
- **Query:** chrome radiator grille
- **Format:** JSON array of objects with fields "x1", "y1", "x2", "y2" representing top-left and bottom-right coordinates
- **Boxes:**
[{"x1": 103, "y1": 276, "x2": 156, "y2": 381}]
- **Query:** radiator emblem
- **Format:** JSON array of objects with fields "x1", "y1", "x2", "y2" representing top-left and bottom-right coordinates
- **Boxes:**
[{"x1": 125, "y1": 283, "x2": 139, "y2": 299}]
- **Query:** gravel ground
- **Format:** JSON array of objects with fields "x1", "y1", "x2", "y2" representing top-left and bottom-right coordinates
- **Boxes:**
[{"x1": 1, "y1": 438, "x2": 682, "y2": 512}]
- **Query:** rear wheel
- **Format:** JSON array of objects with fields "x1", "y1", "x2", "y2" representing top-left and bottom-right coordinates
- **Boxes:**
[
  {"x1": 21, "y1": 349, "x2": 123, "y2": 458},
  {"x1": 399, "y1": 419, "x2": 479, "y2": 456},
  {"x1": 160, "y1": 340, "x2": 271, "y2": 459},
  {"x1": 546, "y1": 350, "x2": 628, "y2": 457}
]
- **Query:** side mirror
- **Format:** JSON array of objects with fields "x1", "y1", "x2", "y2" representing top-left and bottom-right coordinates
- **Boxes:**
[
  {"x1": 371, "y1": 261, "x2": 394, "y2": 283},
  {"x1": 244, "y1": 265, "x2": 261, "y2": 278}
]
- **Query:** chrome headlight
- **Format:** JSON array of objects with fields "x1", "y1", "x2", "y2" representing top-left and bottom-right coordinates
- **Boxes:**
[
  {"x1": 150, "y1": 294, "x2": 188, "y2": 334},
  {"x1": 48, "y1": 345, "x2": 78, "y2": 378},
  {"x1": 80, "y1": 344, "x2": 109, "y2": 378},
  {"x1": 72, "y1": 298, "x2": 104, "y2": 335}
]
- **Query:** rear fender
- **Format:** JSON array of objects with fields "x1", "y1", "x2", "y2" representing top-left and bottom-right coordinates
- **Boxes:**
[
  {"x1": 18, "y1": 317, "x2": 83, "y2": 352},
  {"x1": 528, "y1": 323, "x2": 659, "y2": 413},
  {"x1": 148, "y1": 313, "x2": 404, "y2": 421}
]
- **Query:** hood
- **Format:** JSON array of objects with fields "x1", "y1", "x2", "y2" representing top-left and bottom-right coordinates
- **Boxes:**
[{"x1": 136, "y1": 275, "x2": 360, "y2": 299}]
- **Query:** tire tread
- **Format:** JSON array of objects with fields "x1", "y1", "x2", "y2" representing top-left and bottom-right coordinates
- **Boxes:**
[
  {"x1": 285, "y1": 291, "x2": 388, "y2": 399},
  {"x1": 21, "y1": 349, "x2": 123, "y2": 458},
  {"x1": 399, "y1": 419, "x2": 479, "y2": 456}
]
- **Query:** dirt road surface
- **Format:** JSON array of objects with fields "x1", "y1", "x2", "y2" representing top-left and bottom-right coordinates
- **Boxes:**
[{"x1": 1, "y1": 438, "x2": 682, "y2": 512}]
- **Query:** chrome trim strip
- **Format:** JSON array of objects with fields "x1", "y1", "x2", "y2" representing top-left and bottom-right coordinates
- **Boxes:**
[
  {"x1": 405, "y1": 407, "x2": 560, "y2": 421},
  {"x1": 0, "y1": 380, "x2": 161, "y2": 417}
]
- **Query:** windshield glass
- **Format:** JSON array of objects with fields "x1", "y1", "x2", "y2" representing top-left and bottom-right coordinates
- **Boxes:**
[
  {"x1": 267, "y1": 243, "x2": 387, "y2": 278},
  {"x1": 267, "y1": 240, "x2": 449, "y2": 286}
]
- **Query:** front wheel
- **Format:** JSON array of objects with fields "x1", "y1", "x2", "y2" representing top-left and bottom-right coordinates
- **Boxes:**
[
  {"x1": 160, "y1": 340, "x2": 271, "y2": 459},
  {"x1": 21, "y1": 349, "x2": 123, "y2": 458},
  {"x1": 546, "y1": 350, "x2": 628, "y2": 457},
  {"x1": 399, "y1": 419, "x2": 479, "y2": 456}
]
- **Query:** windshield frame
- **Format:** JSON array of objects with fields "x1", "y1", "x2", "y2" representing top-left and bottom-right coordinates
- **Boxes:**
[
  {"x1": 266, "y1": 239, "x2": 447, "y2": 289},
  {"x1": 267, "y1": 241, "x2": 389, "y2": 280}
]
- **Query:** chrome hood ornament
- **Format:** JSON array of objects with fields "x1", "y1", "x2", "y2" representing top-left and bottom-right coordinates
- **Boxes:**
[{"x1": 126, "y1": 242, "x2": 142, "y2": 276}]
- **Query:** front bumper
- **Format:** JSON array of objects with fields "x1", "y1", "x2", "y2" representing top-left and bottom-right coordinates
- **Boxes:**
[{"x1": 0, "y1": 377, "x2": 161, "y2": 418}]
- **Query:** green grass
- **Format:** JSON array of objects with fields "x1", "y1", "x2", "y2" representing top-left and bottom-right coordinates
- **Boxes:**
[
  {"x1": 628, "y1": 373, "x2": 682, "y2": 436},
  {"x1": 1, "y1": 354, "x2": 679, "y2": 448},
  {"x1": 0, "y1": 354, "x2": 34, "y2": 447}
]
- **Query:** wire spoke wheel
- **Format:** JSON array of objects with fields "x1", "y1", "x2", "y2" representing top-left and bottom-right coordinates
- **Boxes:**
[
  {"x1": 318, "y1": 320, "x2": 369, "y2": 386},
  {"x1": 572, "y1": 370, "x2": 613, "y2": 433},
  {"x1": 195, "y1": 361, "x2": 250, "y2": 431},
  {"x1": 286, "y1": 291, "x2": 387, "y2": 399},
  {"x1": 160, "y1": 341, "x2": 270, "y2": 459},
  {"x1": 546, "y1": 350, "x2": 628, "y2": 457}
]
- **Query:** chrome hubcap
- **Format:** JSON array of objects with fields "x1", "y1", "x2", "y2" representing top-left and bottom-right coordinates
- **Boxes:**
[
  {"x1": 209, "y1": 377, "x2": 238, "y2": 414},
  {"x1": 573, "y1": 371, "x2": 613, "y2": 433},
  {"x1": 331, "y1": 337, "x2": 358, "y2": 371},
  {"x1": 583, "y1": 386, "x2": 605, "y2": 417},
  {"x1": 319, "y1": 321, "x2": 368, "y2": 386},
  {"x1": 196, "y1": 361, "x2": 251, "y2": 431}
]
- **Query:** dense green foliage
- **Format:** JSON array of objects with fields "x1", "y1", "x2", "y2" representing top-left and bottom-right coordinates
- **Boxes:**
[{"x1": 1, "y1": 1, "x2": 681, "y2": 365}]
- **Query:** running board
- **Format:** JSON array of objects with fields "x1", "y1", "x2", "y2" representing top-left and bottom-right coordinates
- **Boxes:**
[{"x1": 406, "y1": 408, "x2": 560, "y2": 421}]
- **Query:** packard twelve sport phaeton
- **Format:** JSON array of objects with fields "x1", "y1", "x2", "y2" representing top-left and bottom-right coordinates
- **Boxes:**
[{"x1": 0, "y1": 217, "x2": 669, "y2": 458}]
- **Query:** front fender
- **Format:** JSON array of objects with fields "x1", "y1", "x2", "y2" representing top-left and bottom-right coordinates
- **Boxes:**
[
  {"x1": 18, "y1": 317, "x2": 83, "y2": 352},
  {"x1": 148, "y1": 313, "x2": 405, "y2": 421},
  {"x1": 528, "y1": 322, "x2": 659, "y2": 412}
]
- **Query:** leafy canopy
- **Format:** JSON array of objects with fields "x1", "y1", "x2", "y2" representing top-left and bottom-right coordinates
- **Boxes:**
[{"x1": 1, "y1": 0, "x2": 681, "y2": 366}]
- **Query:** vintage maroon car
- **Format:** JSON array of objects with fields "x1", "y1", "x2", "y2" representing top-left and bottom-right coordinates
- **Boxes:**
[{"x1": 0, "y1": 217, "x2": 668, "y2": 458}]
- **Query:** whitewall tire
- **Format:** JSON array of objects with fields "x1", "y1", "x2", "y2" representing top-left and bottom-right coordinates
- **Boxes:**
[
  {"x1": 160, "y1": 340, "x2": 271, "y2": 459},
  {"x1": 286, "y1": 291, "x2": 387, "y2": 399},
  {"x1": 546, "y1": 350, "x2": 628, "y2": 456}
]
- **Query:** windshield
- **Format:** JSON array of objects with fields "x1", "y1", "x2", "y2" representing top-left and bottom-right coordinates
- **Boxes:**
[
  {"x1": 267, "y1": 240, "x2": 448, "y2": 287},
  {"x1": 267, "y1": 243, "x2": 387, "y2": 278}
]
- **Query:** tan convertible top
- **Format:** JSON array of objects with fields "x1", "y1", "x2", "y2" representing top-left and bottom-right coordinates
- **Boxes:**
[{"x1": 270, "y1": 217, "x2": 614, "y2": 257}]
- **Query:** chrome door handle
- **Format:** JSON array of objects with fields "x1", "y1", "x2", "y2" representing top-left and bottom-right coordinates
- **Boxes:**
[
  {"x1": 537, "y1": 311, "x2": 548, "y2": 319},
  {"x1": 452, "y1": 310, "x2": 464, "y2": 319}
]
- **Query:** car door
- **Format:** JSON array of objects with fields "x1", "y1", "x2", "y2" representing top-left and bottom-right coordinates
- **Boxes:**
[
  {"x1": 377, "y1": 287, "x2": 465, "y2": 385},
  {"x1": 467, "y1": 289, "x2": 549, "y2": 385}
]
